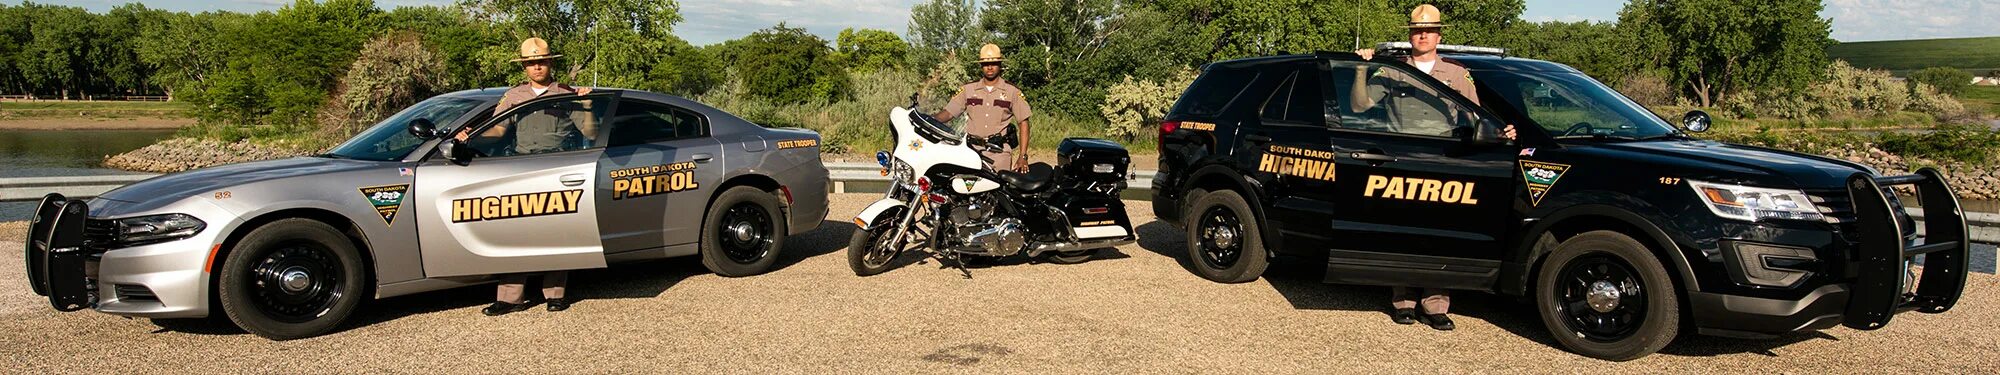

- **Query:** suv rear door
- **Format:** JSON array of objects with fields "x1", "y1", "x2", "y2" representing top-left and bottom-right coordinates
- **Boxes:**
[
  {"x1": 1236, "y1": 61, "x2": 1345, "y2": 246},
  {"x1": 1320, "y1": 59, "x2": 1516, "y2": 289}
]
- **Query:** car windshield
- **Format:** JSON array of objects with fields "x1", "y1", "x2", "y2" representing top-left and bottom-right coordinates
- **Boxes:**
[
  {"x1": 325, "y1": 96, "x2": 487, "y2": 161},
  {"x1": 1474, "y1": 70, "x2": 1678, "y2": 140}
]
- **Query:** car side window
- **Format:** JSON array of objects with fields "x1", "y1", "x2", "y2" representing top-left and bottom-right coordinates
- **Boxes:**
[
  {"x1": 464, "y1": 96, "x2": 609, "y2": 157},
  {"x1": 606, "y1": 99, "x2": 708, "y2": 147},
  {"x1": 1328, "y1": 61, "x2": 1471, "y2": 138},
  {"x1": 1257, "y1": 65, "x2": 1327, "y2": 127}
]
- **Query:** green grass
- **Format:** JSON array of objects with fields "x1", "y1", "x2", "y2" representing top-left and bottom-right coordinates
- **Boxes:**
[
  {"x1": 1828, "y1": 37, "x2": 2000, "y2": 76},
  {"x1": 0, "y1": 100, "x2": 190, "y2": 119},
  {"x1": 1961, "y1": 85, "x2": 2000, "y2": 115}
]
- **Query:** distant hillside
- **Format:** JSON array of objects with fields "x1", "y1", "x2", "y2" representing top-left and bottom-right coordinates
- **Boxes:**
[{"x1": 1828, "y1": 36, "x2": 2000, "y2": 77}]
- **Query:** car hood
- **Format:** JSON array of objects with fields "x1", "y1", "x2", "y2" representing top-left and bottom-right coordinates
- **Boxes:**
[
  {"x1": 1572, "y1": 139, "x2": 1874, "y2": 188},
  {"x1": 97, "y1": 157, "x2": 382, "y2": 205}
]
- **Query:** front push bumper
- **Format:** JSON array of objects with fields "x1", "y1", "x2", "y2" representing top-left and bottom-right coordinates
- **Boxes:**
[
  {"x1": 1693, "y1": 169, "x2": 1970, "y2": 337},
  {"x1": 25, "y1": 194, "x2": 216, "y2": 318}
]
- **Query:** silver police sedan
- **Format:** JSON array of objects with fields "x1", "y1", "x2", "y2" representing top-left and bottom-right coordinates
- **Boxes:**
[{"x1": 23, "y1": 88, "x2": 829, "y2": 339}]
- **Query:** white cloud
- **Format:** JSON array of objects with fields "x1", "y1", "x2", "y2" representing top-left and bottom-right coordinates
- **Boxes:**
[{"x1": 1823, "y1": 0, "x2": 2000, "y2": 41}]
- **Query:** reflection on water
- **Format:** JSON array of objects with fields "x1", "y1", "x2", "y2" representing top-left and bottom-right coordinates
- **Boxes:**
[{"x1": 1, "y1": 129, "x2": 173, "y2": 220}]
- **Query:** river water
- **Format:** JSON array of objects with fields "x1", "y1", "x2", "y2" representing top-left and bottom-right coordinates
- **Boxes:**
[{"x1": 0, "y1": 129, "x2": 173, "y2": 220}]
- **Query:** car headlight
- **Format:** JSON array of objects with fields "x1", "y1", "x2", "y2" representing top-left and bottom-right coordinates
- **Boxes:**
[
  {"x1": 1687, "y1": 180, "x2": 1823, "y2": 222},
  {"x1": 116, "y1": 213, "x2": 206, "y2": 245}
]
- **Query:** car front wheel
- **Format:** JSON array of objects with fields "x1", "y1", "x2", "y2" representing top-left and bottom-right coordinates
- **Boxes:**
[
  {"x1": 1534, "y1": 230, "x2": 1679, "y2": 361},
  {"x1": 217, "y1": 218, "x2": 367, "y2": 340}
]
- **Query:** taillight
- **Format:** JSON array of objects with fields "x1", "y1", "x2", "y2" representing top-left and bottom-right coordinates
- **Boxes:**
[{"x1": 1159, "y1": 121, "x2": 1181, "y2": 144}]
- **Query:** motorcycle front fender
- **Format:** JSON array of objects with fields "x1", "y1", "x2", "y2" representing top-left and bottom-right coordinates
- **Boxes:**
[{"x1": 854, "y1": 198, "x2": 910, "y2": 229}]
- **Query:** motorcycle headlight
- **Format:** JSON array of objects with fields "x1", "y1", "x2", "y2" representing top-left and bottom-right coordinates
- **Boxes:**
[
  {"x1": 1686, "y1": 180, "x2": 1823, "y2": 222},
  {"x1": 116, "y1": 213, "x2": 206, "y2": 245}
]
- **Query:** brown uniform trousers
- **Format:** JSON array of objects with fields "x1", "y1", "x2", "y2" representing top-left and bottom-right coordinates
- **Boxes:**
[
  {"x1": 497, "y1": 272, "x2": 567, "y2": 304},
  {"x1": 1384, "y1": 57, "x2": 1480, "y2": 315},
  {"x1": 941, "y1": 79, "x2": 1034, "y2": 171}
]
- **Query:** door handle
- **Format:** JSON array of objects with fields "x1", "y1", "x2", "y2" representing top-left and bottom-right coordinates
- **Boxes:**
[
  {"x1": 560, "y1": 174, "x2": 587, "y2": 186},
  {"x1": 1348, "y1": 152, "x2": 1398, "y2": 163},
  {"x1": 692, "y1": 153, "x2": 714, "y2": 163},
  {"x1": 1244, "y1": 134, "x2": 1273, "y2": 143}
]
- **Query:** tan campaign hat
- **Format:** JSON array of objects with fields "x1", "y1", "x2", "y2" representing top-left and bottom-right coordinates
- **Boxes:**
[
  {"x1": 977, "y1": 43, "x2": 1005, "y2": 64},
  {"x1": 1405, "y1": 4, "x2": 1450, "y2": 29},
  {"x1": 511, "y1": 37, "x2": 564, "y2": 62}
]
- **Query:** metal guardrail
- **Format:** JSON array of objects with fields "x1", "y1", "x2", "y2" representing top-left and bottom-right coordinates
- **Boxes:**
[{"x1": 0, "y1": 165, "x2": 1989, "y2": 243}]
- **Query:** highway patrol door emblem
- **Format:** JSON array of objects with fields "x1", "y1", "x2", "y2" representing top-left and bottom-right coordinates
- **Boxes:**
[
  {"x1": 359, "y1": 184, "x2": 412, "y2": 226},
  {"x1": 1519, "y1": 161, "x2": 1570, "y2": 206}
]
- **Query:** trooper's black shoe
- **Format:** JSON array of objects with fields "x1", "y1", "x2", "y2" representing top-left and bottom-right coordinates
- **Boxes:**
[
  {"x1": 1422, "y1": 313, "x2": 1456, "y2": 331},
  {"x1": 547, "y1": 298, "x2": 572, "y2": 312},
  {"x1": 1391, "y1": 308, "x2": 1418, "y2": 325},
  {"x1": 482, "y1": 301, "x2": 530, "y2": 316}
]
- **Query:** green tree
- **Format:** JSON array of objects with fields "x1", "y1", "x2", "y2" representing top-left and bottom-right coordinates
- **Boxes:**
[
  {"x1": 323, "y1": 31, "x2": 451, "y2": 137},
  {"x1": 907, "y1": 0, "x2": 980, "y2": 59},
  {"x1": 1629, "y1": 0, "x2": 1831, "y2": 107},
  {"x1": 19, "y1": 3, "x2": 96, "y2": 99},
  {"x1": 1908, "y1": 67, "x2": 1972, "y2": 97},
  {"x1": 458, "y1": 0, "x2": 683, "y2": 84},
  {"x1": 717, "y1": 24, "x2": 849, "y2": 104},
  {"x1": 835, "y1": 28, "x2": 909, "y2": 72}
]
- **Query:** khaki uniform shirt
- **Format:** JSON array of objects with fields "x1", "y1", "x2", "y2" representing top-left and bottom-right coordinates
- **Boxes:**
[
  {"x1": 941, "y1": 79, "x2": 1033, "y2": 170},
  {"x1": 492, "y1": 83, "x2": 593, "y2": 154},
  {"x1": 1360, "y1": 57, "x2": 1480, "y2": 136}
]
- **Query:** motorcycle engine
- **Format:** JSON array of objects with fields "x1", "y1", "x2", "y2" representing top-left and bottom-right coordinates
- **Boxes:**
[{"x1": 947, "y1": 195, "x2": 1024, "y2": 256}]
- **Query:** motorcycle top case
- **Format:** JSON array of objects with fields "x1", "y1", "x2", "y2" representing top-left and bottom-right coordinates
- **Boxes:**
[{"x1": 1057, "y1": 138, "x2": 1129, "y2": 184}]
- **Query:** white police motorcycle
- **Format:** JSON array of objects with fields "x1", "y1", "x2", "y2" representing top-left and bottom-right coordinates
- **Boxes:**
[{"x1": 846, "y1": 100, "x2": 1136, "y2": 277}]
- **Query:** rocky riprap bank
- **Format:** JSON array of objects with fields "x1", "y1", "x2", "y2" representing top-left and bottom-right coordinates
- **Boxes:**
[
  {"x1": 103, "y1": 138, "x2": 313, "y2": 173},
  {"x1": 1823, "y1": 143, "x2": 1999, "y2": 200}
]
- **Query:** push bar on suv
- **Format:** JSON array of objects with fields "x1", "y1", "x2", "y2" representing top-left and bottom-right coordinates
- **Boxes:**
[{"x1": 1842, "y1": 168, "x2": 1967, "y2": 330}]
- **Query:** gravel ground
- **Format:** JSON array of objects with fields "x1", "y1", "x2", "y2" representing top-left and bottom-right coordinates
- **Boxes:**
[{"x1": 2, "y1": 195, "x2": 1997, "y2": 372}]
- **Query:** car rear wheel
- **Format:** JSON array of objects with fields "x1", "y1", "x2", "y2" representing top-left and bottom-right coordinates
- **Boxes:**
[
  {"x1": 1185, "y1": 190, "x2": 1267, "y2": 283},
  {"x1": 701, "y1": 186, "x2": 787, "y2": 277},
  {"x1": 1535, "y1": 230, "x2": 1679, "y2": 361},
  {"x1": 217, "y1": 218, "x2": 366, "y2": 340}
]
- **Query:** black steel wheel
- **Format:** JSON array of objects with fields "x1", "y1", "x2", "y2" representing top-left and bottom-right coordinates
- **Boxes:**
[
  {"x1": 218, "y1": 218, "x2": 366, "y2": 340},
  {"x1": 1183, "y1": 190, "x2": 1266, "y2": 283},
  {"x1": 702, "y1": 186, "x2": 788, "y2": 277},
  {"x1": 1535, "y1": 230, "x2": 1678, "y2": 361}
]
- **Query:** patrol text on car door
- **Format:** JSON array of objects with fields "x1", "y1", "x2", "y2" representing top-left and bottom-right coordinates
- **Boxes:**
[{"x1": 595, "y1": 98, "x2": 726, "y2": 255}]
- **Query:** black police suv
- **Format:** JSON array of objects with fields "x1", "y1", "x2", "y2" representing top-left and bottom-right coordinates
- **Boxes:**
[{"x1": 1150, "y1": 44, "x2": 1972, "y2": 361}]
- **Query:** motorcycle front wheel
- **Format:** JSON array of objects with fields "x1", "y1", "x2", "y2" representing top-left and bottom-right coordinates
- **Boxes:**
[{"x1": 847, "y1": 220, "x2": 906, "y2": 276}]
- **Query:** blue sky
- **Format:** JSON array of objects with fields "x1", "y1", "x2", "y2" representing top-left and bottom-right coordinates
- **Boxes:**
[{"x1": 15, "y1": 0, "x2": 2000, "y2": 44}]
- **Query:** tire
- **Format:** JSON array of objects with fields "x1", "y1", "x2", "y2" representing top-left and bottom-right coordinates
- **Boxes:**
[
  {"x1": 217, "y1": 218, "x2": 367, "y2": 340},
  {"x1": 701, "y1": 186, "x2": 788, "y2": 277},
  {"x1": 1184, "y1": 190, "x2": 1267, "y2": 283},
  {"x1": 1534, "y1": 230, "x2": 1679, "y2": 361},
  {"x1": 1041, "y1": 249, "x2": 1098, "y2": 265},
  {"x1": 847, "y1": 209, "x2": 905, "y2": 276}
]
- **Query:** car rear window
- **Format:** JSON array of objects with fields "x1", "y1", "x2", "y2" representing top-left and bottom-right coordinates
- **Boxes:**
[{"x1": 1171, "y1": 67, "x2": 1260, "y2": 118}]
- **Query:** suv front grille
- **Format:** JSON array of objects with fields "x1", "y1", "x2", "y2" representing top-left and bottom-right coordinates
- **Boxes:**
[{"x1": 1808, "y1": 187, "x2": 1918, "y2": 242}]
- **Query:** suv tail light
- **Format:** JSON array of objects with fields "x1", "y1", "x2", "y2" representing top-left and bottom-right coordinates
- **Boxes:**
[{"x1": 1159, "y1": 121, "x2": 1181, "y2": 144}]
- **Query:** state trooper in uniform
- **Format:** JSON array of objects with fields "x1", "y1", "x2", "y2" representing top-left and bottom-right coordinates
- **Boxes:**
[
  {"x1": 459, "y1": 37, "x2": 593, "y2": 316},
  {"x1": 934, "y1": 44, "x2": 1034, "y2": 172},
  {"x1": 1349, "y1": 4, "x2": 1515, "y2": 331}
]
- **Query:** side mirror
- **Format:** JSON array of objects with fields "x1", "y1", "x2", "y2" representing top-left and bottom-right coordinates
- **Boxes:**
[
  {"x1": 439, "y1": 140, "x2": 472, "y2": 166},
  {"x1": 407, "y1": 118, "x2": 440, "y2": 139},
  {"x1": 1681, "y1": 110, "x2": 1711, "y2": 133}
]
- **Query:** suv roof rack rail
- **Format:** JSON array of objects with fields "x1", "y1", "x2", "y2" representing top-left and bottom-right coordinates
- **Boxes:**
[{"x1": 1372, "y1": 42, "x2": 1508, "y2": 56}]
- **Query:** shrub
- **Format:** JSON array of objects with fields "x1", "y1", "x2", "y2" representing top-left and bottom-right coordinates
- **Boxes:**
[
  {"x1": 1616, "y1": 71, "x2": 1674, "y2": 107},
  {"x1": 1100, "y1": 69, "x2": 1195, "y2": 141},
  {"x1": 1906, "y1": 81, "x2": 1966, "y2": 116},
  {"x1": 318, "y1": 32, "x2": 450, "y2": 142},
  {"x1": 1908, "y1": 67, "x2": 1972, "y2": 96},
  {"x1": 1878, "y1": 124, "x2": 2000, "y2": 164}
]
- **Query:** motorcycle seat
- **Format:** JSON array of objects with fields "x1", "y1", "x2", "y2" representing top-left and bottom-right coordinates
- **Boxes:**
[{"x1": 997, "y1": 162, "x2": 1055, "y2": 192}]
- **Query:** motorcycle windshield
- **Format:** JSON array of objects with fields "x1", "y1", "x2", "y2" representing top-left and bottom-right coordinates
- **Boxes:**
[{"x1": 907, "y1": 111, "x2": 962, "y2": 144}]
